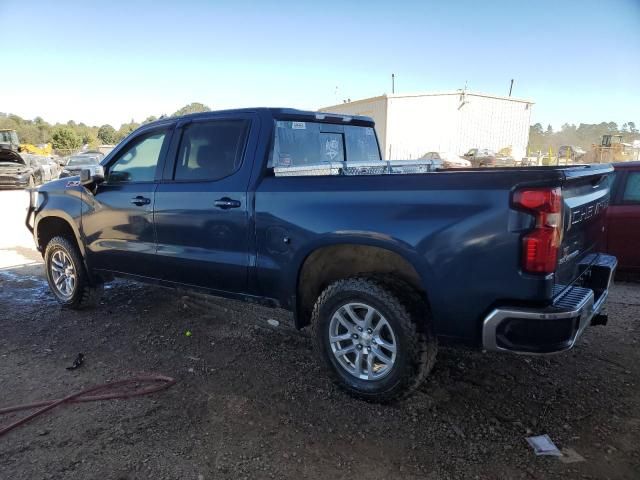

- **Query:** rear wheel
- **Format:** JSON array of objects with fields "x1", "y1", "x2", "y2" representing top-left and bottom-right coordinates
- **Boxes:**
[
  {"x1": 311, "y1": 277, "x2": 437, "y2": 402},
  {"x1": 44, "y1": 236, "x2": 102, "y2": 309}
]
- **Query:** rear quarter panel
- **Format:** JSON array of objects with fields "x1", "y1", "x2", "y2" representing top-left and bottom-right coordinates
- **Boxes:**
[{"x1": 254, "y1": 171, "x2": 557, "y2": 342}]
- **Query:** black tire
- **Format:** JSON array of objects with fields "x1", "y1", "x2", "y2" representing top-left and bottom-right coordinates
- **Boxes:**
[
  {"x1": 44, "y1": 235, "x2": 102, "y2": 309},
  {"x1": 311, "y1": 276, "x2": 437, "y2": 403}
]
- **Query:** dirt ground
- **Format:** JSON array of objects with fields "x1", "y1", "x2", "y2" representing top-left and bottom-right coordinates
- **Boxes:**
[{"x1": 0, "y1": 189, "x2": 638, "y2": 480}]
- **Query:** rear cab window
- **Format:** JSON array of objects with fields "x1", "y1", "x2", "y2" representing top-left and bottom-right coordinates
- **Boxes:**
[{"x1": 269, "y1": 121, "x2": 380, "y2": 168}]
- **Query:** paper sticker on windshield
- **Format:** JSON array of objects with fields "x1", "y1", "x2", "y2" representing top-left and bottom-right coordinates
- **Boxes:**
[
  {"x1": 292, "y1": 122, "x2": 306, "y2": 130},
  {"x1": 325, "y1": 138, "x2": 340, "y2": 160},
  {"x1": 278, "y1": 154, "x2": 292, "y2": 167}
]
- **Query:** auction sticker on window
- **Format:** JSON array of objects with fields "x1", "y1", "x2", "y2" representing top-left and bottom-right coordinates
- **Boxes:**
[{"x1": 292, "y1": 122, "x2": 306, "y2": 129}]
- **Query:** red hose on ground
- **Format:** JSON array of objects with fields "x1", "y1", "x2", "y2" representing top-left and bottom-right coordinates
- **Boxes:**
[{"x1": 0, "y1": 375, "x2": 176, "y2": 438}]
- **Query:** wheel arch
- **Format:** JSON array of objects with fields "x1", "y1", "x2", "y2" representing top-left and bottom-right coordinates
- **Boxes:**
[
  {"x1": 35, "y1": 213, "x2": 85, "y2": 259},
  {"x1": 294, "y1": 241, "x2": 430, "y2": 329}
]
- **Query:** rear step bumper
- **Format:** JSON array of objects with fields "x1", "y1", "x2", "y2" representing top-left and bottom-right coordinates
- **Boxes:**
[{"x1": 482, "y1": 254, "x2": 617, "y2": 354}]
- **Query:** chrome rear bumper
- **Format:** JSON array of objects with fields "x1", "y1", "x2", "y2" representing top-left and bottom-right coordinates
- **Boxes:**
[{"x1": 482, "y1": 254, "x2": 617, "y2": 354}]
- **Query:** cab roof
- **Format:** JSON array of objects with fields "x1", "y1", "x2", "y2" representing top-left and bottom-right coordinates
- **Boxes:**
[{"x1": 146, "y1": 108, "x2": 375, "y2": 128}]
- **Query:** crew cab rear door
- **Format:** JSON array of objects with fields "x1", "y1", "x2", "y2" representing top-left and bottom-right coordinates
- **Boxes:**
[
  {"x1": 153, "y1": 112, "x2": 258, "y2": 294},
  {"x1": 82, "y1": 125, "x2": 172, "y2": 277}
]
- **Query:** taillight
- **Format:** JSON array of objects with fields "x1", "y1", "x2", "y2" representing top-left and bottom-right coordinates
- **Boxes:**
[{"x1": 513, "y1": 187, "x2": 563, "y2": 274}]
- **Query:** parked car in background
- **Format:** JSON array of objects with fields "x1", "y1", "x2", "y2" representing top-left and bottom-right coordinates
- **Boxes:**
[
  {"x1": 78, "y1": 150, "x2": 106, "y2": 162},
  {"x1": 37, "y1": 157, "x2": 62, "y2": 183},
  {"x1": 605, "y1": 162, "x2": 640, "y2": 272},
  {"x1": 558, "y1": 145, "x2": 586, "y2": 163},
  {"x1": 27, "y1": 108, "x2": 617, "y2": 402},
  {"x1": 463, "y1": 148, "x2": 497, "y2": 167},
  {"x1": 60, "y1": 154, "x2": 103, "y2": 178},
  {"x1": 0, "y1": 150, "x2": 44, "y2": 188},
  {"x1": 494, "y1": 152, "x2": 515, "y2": 167},
  {"x1": 46, "y1": 157, "x2": 62, "y2": 179},
  {"x1": 422, "y1": 152, "x2": 471, "y2": 168}
]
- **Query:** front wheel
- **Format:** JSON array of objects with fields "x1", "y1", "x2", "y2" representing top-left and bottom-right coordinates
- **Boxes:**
[
  {"x1": 311, "y1": 277, "x2": 437, "y2": 402},
  {"x1": 44, "y1": 236, "x2": 102, "y2": 309}
]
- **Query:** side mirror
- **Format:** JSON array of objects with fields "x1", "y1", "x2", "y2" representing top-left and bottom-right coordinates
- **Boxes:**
[{"x1": 80, "y1": 166, "x2": 105, "y2": 186}]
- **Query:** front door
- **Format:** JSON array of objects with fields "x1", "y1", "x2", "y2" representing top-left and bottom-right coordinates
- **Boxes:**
[
  {"x1": 82, "y1": 127, "x2": 172, "y2": 278},
  {"x1": 153, "y1": 115, "x2": 256, "y2": 293}
]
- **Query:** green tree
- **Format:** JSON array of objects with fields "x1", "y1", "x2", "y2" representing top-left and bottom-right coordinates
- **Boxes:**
[
  {"x1": 97, "y1": 124, "x2": 118, "y2": 144},
  {"x1": 87, "y1": 134, "x2": 100, "y2": 149},
  {"x1": 117, "y1": 120, "x2": 140, "y2": 141},
  {"x1": 531, "y1": 123, "x2": 543, "y2": 135},
  {"x1": 16, "y1": 124, "x2": 41, "y2": 144},
  {"x1": 51, "y1": 127, "x2": 81, "y2": 151},
  {"x1": 172, "y1": 102, "x2": 210, "y2": 117}
]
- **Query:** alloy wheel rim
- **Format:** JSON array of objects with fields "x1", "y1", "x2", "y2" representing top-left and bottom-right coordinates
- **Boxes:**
[
  {"x1": 50, "y1": 250, "x2": 76, "y2": 299},
  {"x1": 329, "y1": 302, "x2": 397, "y2": 381}
]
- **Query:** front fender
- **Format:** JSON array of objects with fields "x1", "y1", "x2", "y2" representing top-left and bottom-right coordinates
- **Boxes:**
[{"x1": 32, "y1": 180, "x2": 86, "y2": 256}]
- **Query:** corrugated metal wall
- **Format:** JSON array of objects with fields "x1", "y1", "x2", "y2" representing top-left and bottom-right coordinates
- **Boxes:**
[
  {"x1": 319, "y1": 96, "x2": 388, "y2": 157},
  {"x1": 321, "y1": 92, "x2": 532, "y2": 161},
  {"x1": 455, "y1": 93, "x2": 532, "y2": 160},
  {"x1": 386, "y1": 94, "x2": 460, "y2": 159}
]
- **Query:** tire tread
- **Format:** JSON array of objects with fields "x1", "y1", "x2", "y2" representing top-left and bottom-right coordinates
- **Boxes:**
[
  {"x1": 311, "y1": 275, "x2": 437, "y2": 403},
  {"x1": 44, "y1": 235, "x2": 102, "y2": 309}
]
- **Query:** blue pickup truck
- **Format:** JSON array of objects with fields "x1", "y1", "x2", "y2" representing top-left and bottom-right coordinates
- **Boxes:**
[{"x1": 26, "y1": 108, "x2": 617, "y2": 402}]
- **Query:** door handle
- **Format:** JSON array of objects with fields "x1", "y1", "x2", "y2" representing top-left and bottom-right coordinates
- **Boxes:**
[
  {"x1": 130, "y1": 196, "x2": 151, "y2": 206},
  {"x1": 214, "y1": 198, "x2": 241, "y2": 209}
]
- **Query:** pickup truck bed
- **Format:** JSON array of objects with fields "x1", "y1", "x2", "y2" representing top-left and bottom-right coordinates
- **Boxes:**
[{"x1": 26, "y1": 108, "x2": 617, "y2": 402}]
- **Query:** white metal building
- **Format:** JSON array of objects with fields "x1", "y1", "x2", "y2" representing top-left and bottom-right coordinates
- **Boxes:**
[{"x1": 320, "y1": 91, "x2": 534, "y2": 161}]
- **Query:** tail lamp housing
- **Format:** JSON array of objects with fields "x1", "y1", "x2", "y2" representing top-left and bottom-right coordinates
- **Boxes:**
[{"x1": 513, "y1": 187, "x2": 563, "y2": 274}]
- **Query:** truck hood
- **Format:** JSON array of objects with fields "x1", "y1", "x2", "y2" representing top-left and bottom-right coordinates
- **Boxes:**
[
  {"x1": 39, "y1": 176, "x2": 80, "y2": 192},
  {"x1": 0, "y1": 149, "x2": 25, "y2": 164}
]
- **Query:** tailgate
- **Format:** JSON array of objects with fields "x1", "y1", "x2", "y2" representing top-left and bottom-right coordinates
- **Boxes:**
[{"x1": 555, "y1": 165, "x2": 613, "y2": 288}]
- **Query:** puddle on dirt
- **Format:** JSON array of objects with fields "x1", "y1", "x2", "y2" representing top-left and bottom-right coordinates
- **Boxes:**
[{"x1": 0, "y1": 268, "x2": 52, "y2": 304}]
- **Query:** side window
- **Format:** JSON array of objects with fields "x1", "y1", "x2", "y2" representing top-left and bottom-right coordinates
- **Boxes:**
[
  {"x1": 108, "y1": 131, "x2": 167, "y2": 183},
  {"x1": 174, "y1": 120, "x2": 250, "y2": 181},
  {"x1": 623, "y1": 172, "x2": 640, "y2": 203},
  {"x1": 344, "y1": 125, "x2": 380, "y2": 163}
]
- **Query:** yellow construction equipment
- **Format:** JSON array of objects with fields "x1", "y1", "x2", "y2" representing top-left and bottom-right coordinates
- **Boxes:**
[
  {"x1": 19, "y1": 142, "x2": 53, "y2": 156},
  {"x1": 586, "y1": 134, "x2": 635, "y2": 163}
]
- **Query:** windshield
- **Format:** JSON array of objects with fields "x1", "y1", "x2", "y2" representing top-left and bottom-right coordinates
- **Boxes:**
[
  {"x1": 67, "y1": 155, "x2": 99, "y2": 166},
  {"x1": 0, "y1": 131, "x2": 13, "y2": 143}
]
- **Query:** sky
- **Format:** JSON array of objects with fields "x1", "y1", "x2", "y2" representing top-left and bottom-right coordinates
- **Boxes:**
[{"x1": 1, "y1": 0, "x2": 639, "y2": 129}]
